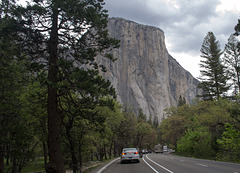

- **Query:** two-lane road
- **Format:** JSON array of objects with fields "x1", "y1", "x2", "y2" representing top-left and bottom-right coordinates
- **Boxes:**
[{"x1": 97, "y1": 153, "x2": 240, "y2": 173}]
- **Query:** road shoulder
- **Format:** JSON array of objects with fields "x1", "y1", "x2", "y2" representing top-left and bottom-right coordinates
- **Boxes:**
[{"x1": 88, "y1": 157, "x2": 120, "y2": 173}]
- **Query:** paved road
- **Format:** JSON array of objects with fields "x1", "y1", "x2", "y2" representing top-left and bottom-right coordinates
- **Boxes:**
[{"x1": 92, "y1": 153, "x2": 240, "y2": 173}]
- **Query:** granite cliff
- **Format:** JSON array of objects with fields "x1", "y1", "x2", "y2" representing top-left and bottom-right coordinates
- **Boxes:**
[{"x1": 98, "y1": 18, "x2": 200, "y2": 121}]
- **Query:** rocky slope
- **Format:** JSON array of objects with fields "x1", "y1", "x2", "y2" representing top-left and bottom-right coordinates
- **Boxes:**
[{"x1": 98, "y1": 17, "x2": 200, "y2": 121}]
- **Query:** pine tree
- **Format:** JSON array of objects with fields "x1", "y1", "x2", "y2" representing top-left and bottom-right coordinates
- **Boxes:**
[
  {"x1": 234, "y1": 19, "x2": 240, "y2": 68},
  {"x1": 234, "y1": 19, "x2": 240, "y2": 36},
  {"x1": 198, "y1": 31, "x2": 230, "y2": 100},
  {"x1": 224, "y1": 34, "x2": 240, "y2": 95},
  {"x1": 0, "y1": 1, "x2": 28, "y2": 171},
  {"x1": 178, "y1": 95, "x2": 186, "y2": 107},
  {"x1": 153, "y1": 115, "x2": 159, "y2": 128},
  {"x1": 9, "y1": 0, "x2": 119, "y2": 172}
]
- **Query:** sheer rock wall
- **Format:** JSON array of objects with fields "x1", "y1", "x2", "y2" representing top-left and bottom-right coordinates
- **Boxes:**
[{"x1": 98, "y1": 18, "x2": 200, "y2": 121}]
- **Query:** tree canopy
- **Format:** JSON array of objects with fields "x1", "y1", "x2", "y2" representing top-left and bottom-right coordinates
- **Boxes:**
[{"x1": 1, "y1": 0, "x2": 120, "y2": 172}]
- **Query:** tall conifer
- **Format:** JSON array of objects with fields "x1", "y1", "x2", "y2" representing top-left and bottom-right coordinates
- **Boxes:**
[
  {"x1": 224, "y1": 35, "x2": 240, "y2": 95},
  {"x1": 9, "y1": 0, "x2": 119, "y2": 172},
  {"x1": 198, "y1": 32, "x2": 230, "y2": 100}
]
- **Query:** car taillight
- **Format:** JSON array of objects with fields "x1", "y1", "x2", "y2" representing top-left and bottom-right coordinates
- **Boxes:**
[
  {"x1": 122, "y1": 153, "x2": 127, "y2": 155},
  {"x1": 134, "y1": 152, "x2": 139, "y2": 154}
]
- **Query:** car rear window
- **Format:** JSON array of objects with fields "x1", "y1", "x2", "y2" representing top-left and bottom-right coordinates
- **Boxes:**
[{"x1": 123, "y1": 148, "x2": 137, "y2": 152}]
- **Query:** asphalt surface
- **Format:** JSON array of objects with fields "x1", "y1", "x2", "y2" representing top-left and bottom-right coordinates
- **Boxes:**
[{"x1": 90, "y1": 153, "x2": 240, "y2": 173}]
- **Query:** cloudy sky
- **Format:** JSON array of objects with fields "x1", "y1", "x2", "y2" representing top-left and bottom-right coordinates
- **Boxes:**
[{"x1": 104, "y1": 0, "x2": 240, "y2": 78}]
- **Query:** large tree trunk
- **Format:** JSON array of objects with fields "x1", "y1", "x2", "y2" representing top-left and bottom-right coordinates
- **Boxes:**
[
  {"x1": 40, "y1": 118, "x2": 48, "y2": 168},
  {"x1": 78, "y1": 140, "x2": 83, "y2": 173},
  {"x1": 91, "y1": 149, "x2": 94, "y2": 161},
  {"x1": 66, "y1": 126, "x2": 78, "y2": 173},
  {"x1": 104, "y1": 144, "x2": 107, "y2": 160},
  {"x1": 46, "y1": 3, "x2": 65, "y2": 173},
  {"x1": 5, "y1": 143, "x2": 10, "y2": 166},
  {"x1": 113, "y1": 138, "x2": 119, "y2": 157},
  {"x1": 0, "y1": 145, "x2": 4, "y2": 173},
  {"x1": 12, "y1": 154, "x2": 17, "y2": 173},
  {"x1": 109, "y1": 141, "x2": 113, "y2": 159},
  {"x1": 99, "y1": 147, "x2": 103, "y2": 161}
]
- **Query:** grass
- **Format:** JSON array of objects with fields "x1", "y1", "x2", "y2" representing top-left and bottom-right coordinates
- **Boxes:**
[
  {"x1": 6, "y1": 157, "x2": 116, "y2": 173},
  {"x1": 21, "y1": 157, "x2": 45, "y2": 173},
  {"x1": 83, "y1": 158, "x2": 118, "y2": 173}
]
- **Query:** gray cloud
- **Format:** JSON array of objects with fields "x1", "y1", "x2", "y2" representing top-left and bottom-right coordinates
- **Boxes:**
[{"x1": 104, "y1": 0, "x2": 239, "y2": 56}]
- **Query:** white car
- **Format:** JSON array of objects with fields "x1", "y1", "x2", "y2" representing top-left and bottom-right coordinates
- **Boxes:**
[{"x1": 120, "y1": 148, "x2": 140, "y2": 163}]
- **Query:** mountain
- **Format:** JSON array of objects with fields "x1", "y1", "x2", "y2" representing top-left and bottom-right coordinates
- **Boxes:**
[{"x1": 97, "y1": 17, "x2": 201, "y2": 121}]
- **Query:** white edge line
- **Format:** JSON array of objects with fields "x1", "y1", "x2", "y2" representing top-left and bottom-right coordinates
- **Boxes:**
[
  {"x1": 195, "y1": 163, "x2": 208, "y2": 167},
  {"x1": 146, "y1": 154, "x2": 174, "y2": 173},
  {"x1": 97, "y1": 157, "x2": 120, "y2": 173},
  {"x1": 143, "y1": 156, "x2": 159, "y2": 173}
]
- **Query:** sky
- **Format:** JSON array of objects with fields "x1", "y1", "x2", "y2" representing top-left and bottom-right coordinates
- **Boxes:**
[
  {"x1": 17, "y1": 0, "x2": 239, "y2": 78},
  {"x1": 104, "y1": 0, "x2": 240, "y2": 78}
]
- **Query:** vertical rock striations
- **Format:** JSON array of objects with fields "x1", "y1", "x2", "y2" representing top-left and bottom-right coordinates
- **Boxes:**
[{"x1": 98, "y1": 17, "x2": 200, "y2": 121}]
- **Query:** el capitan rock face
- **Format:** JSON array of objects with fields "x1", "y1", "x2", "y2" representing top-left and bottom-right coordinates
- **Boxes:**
[{"x1": 98, "y1": 18, "x2": 200, "y2": 121}]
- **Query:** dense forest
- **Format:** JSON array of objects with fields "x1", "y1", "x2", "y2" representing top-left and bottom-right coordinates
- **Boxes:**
[
  {"x1": 0, "y1": 0, "x2": 240, "y2": 173},
  {"x1": 0, "y1": 0, "x2": 158, "y2": 172}
]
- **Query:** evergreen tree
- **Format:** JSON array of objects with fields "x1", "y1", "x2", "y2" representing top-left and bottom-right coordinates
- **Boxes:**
[
  {"x1": 234, "y1": 19, "x2": 240, "y2": 36},
  {"x1": 153, "y1": 115, "x2": 159, "y2": 128},
  {"x1": 234, "y1": 19, "x2": 240, "y2": 75},
  {"x1": 5, "y1": 0, "x2": 120, "y2": 172},
  {"x1": 224, "y1": 34, "x2": 240, "y2": 95},
  {"x1": 198, "y1": 31, "x2": 230, "y2": 100},
  {"x1": 138, "y1": 108, "x2": 147, "y2": 122},
  {"x1": 178, "y1": 95, "x2": 186, "y2": 107},
  {"x1": 0, "y1": 1, "x2": 30, "y2": 172}
]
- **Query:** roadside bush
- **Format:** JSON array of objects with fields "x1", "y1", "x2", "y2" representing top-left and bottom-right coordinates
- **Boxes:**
[
  {"x1": 217, "y1": 123, "x2": 240, "y2": 162},
  {"x1": 177, "y1": 127, "x2": 215, "y2": 159}
]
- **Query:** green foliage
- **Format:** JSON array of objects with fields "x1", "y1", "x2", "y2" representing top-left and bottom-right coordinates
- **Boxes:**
[
  {"x1": 198, "y1": 31, "x2": 230, "y2": 100},
  {"x1": 0, "y1": 3, "x2": 41, "y2": 170},
  {"x1": 217, "y1": 123, "x2": 240, "y2": 162},
  {"x1": 160, "y1": 115, "x2": 188, "y2": 148},
  {"x1": 178, "y1": 95, "x2": 186, "y2": 107},
  {"x1": 177, "y1": 127, "x2": 215, "y2": 159},
  {"x1": 137, "y1": 108, "x2": 147, "y2": 122},
  {"x1": 21, "y1": 157, "x2": 45, "y2": 173},
  {"x1": 224, "y1": 34, "x2": 240, "y2": 95},
  {"x1": 160, "y1": 99, "x2": 238, "y2": 161},
  {"x1": 1, "y1": 0, "x2": 121, "y2": 172},
  {"x1": 153, "y1": 115, "x2": 159, "y2": 129},
  {"x1": 118, "y1": 111, "x2": 138, "y2": 148},
  {"x1": 228, "y1": 95, "x2": 240, "y2": 124},
  {"x1": 9, "y1": 0, "x2": 120, "y2": 172},
  {"x1": 136, "y1": 121, "x2": 157, "y2": 148}
]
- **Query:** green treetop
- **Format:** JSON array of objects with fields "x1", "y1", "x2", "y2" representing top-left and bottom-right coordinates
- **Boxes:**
[{"x1": 198, "y1": 31, "x2": 230, "y2": 100}]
